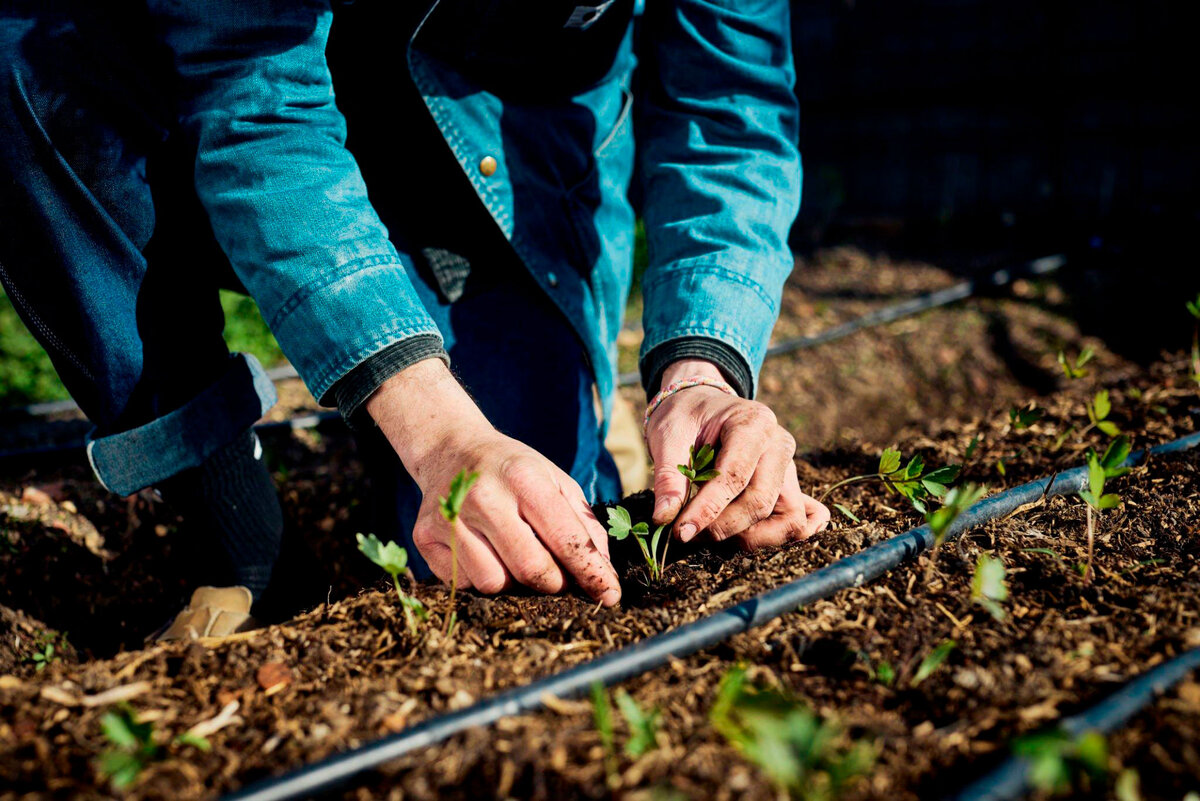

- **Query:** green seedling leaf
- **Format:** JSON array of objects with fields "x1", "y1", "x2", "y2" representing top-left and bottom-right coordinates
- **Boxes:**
[
  {"x1": 1087, "y1": 456, "x2": 1106, "y2": 499},
  {"x1": 1097, "y1": 493, "x2": 1121, "y2": 510},
  {"x1": 874, "y1": 660, "x2": 895, "y2": 687},
  {"x1": 710, "y1": 665, "x2": 874, "y2": 797},
  {"x1": 1115, "y1": 768, "x2": 1142, "y2": 801},
  {"x1": 606, "y1": 506, "x2": 633, "y2": 540},
  {"x1": 692, "y1": 443, "x2": 716, "y2": 473},
  {"x1": 615, "y1": 689, "x2": 661, "y2": 757},
  {"x1": 173, "y1": 732, "x2": 212, "y2": 751},
  {"x1": 971, "y1": 554, "x2": 1009, "y2": 621},
  {"x1": 691, "y1": 470, "x2": 719, "y2": 482},
  {"x1": 97, "y1": 706, "x2": 160, "y2": 790},
  {"x1": 1188, "y1": 295, "x2": 1200, "y2": 319},
  {"x1": 1092, "y1": 390, "x2": 1111, "y2": 421},
  {"x1": 400, "y1": 595, "x2": 429, "y2": 620},
  {"x1": 1009, "y1": 405, "x2": 1045, "y2": 430},
  {"x1": 649, "y1": 524, "x2": 667, "y2": 565},
  {"x1": 438, "y1": 470, "x2": 479, "y2": 523},
  {"x1": 834, "y1": 504, "x2": 861, "y2": 524},
  {"x1": 1014, "y1": 727, "x2": 1109, "y2": 794},
  {"x1": 591, "y1": 682, "x2": 615, "y2": 759},
  {"x1": 1097, "y1": 420, "x2": 1121, "y2": 437},
  {"x1": 1100, "y1": 436, "x2": 1132, "y2": 477},
  {"x1": 356, "y1": 532, "x2": 408, "y2": 577},
  {"x1": 677, "y1": 464, "x2": 695, "y2": 480},
  {"x1": 910, "y1": 640, "x2": 956, "y2": 687},
  {"x1": 926, "y1": 483, "x2": 987, "y2": 544},
  {"x1": 904, "y1": 454, "x2": 925, "y2": 480},
  {"x1": 1022, "y1": 547, "x2": 1063, "y2": 560},
  {"x1": 878, "y1": 448, "x2": 902, "y2": 476},
  {"x1": 965, "y1": 435, "x2": 981, "y2": 461},
  {"x1": 923, "y1": 465, "x2": 961, "y2": 485}
]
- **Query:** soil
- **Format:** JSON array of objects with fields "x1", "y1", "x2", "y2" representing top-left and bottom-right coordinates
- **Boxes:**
[{"x1": 1, "y1": 250, "x2": 1197, "y2": 800}]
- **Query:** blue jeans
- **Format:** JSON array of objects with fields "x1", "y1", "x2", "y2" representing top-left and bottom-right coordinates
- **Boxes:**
[{"x1": 0, "y1": 10, "x2": 620, "y2": 573}]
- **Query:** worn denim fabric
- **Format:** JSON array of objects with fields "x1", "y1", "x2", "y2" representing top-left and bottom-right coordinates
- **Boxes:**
[
  {"x1": 0, "y1": 12, "x2": 278, "y2": 494},
  {"x1": 151, "y1": 0, "x2": 799, "y2": 416},
  {"x1": 0, "y1": 0, "x2": 799, "y2": 489}
]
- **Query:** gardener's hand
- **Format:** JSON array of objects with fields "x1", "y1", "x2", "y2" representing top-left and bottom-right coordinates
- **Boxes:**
[
  {"x1": 646, "y1": 359, "x2": 830, "y2": 547},
  {"x1": 366, "y1": 359, "x2": 621, "y2": 606}
]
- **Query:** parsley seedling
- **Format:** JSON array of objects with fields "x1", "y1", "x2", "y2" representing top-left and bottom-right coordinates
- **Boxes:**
[
  {"x1": 923, "y1": 482, "x2": 987, "y2": 582},
  {"x1": 971, "y1": 553, "x2": 1009, "y2": 622},
  {"x1": 820, "y1": 447, "x2": 960, "y2": 516},
  {"x1": 357, "y1": 533, "x2": 428, "y2": 637},
  {"x1": 1058, "y1": 347, "x2": 1095, "y2": 380},
  {"x1": 1078, "y1": 436, "x2": 1130, "y2": 583},
  {"x1": 1014, "y1": 728, "x2": 1109, "y2": 795}
]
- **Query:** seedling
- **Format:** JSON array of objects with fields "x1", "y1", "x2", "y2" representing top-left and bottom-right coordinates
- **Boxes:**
[
  {"x1": 607, "y1": 506, "x2": 669, "y2": 581},
  {"x1": 438, "y1": 470, "x2": 479, "y2": 637},
  {"x1": 971, "y1": 553, "x2": 1009, "y2": 621},
  {"x1": 97, "y1": 705, "x2": 160, "y2": 790},
  {"x1": 1077, "y1": 436, "x2": 1130, "y2": 584},
  {"x1": 923, "y1": 482, "x2": 987, "y2": 581},
  {"x1": 677, "y1": 443, "x2": 719, "y2": 490},
  {"x1": 819, "y1": 447, "x2": 960, "y2": 516},
  {"x1": 909, "y1": 639, "x2": 956, "y2": 688},
  {"x1": 615, "y1": 689, "x2": 661, "y2": 758},
  {"x1": 357, "y1": 532, "x2": 428, "y2": 637},
  {"x1": 710, "y1": 665, "x2": 874, "y2": 800},
  {"x1": 25, "y1": 631, "x2": 65, "y2": 672},
  {"x1": 1009, "y1": 404, "x2": 1045, "y2": 431},
  {"x1": 1013, "y1": 727, "x2": 1108, "y2": 795},
  {"x1": 591, "y1": 682, "x2": 618, "y2": 788},
  {"x1": 1057, "y1": 347, "x2": 1094, "y2": 380},
  {"x1": 1084, "y1": 390, "x2": 1120, "y2": 438},
  {"x1": 1187, "y1": 293, "x2": 1200, "y2": 383}
]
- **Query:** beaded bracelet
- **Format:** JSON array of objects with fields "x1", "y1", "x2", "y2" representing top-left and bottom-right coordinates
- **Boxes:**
[{"x1": 642, "y1": 377, "x2": 737, "y2": 431}]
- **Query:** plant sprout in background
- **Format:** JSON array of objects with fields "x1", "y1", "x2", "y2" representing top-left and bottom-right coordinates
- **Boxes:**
[
  {"x1": 1008, "y1": 403, "x2": 1045, "y2": 431},
  {"x1": 438, "y1": 469, "x2": 479, "y2": 636},
  {"x1": 591, "y1": 682, "x2": 662, "y2": 788},
  {"x1": 1186, "y1": 293, "x2": 1200, "y2": 384},
  {"x1": 1078, "y1": 436, "x2": 1130, "y2": 584},
  {"x1": 710, "y1": 665, "x2": 874, "y2": 800},
  {"x1": 357, "y1": 533, "x2": 427, "y2": 637},
  {"x1": 923, "y1": 482, "x2": 987, "y2": 581},
  {"x1": 909, "y1": 639, "x2": 956, "y2": 688},
  {"x1": 1058, "y1": 347, "x2": 1094, "y2": 380},
  {"x1": 1013, "y1": 728, "x2": 1109, "y2": 795},
  {"x1": 819, "y1": 447, "x2": 960, "y2": 519},
  {"x1": 971, "y1": 553, "x2": 1009, "y2": 621},
  {"x1": 1084, "y1": 390, "x2": 1121, "y2": 438}
]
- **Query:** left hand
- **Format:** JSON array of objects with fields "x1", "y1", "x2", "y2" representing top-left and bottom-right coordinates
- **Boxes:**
[{"x1": 645, "y1": 359, "x2": 830, "y2": 547}]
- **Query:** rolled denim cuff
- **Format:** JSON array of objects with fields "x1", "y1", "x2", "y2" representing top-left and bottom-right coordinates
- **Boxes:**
[
  {"x1": 85, "y1": 353, "x2": 277, "y2": 496},
  {"x1": 640, "y1": 337, "x2": 753, "y2": 400},
  {"x1": 333, "y1": 334, "x2": 450, "y2": 428}
]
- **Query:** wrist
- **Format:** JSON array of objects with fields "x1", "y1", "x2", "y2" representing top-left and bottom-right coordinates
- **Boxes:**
[
  {"x1": 364, "y1": 358, "x2": 494, "y2": 486},
  {"x1": 660, "y1": 358, "x2": 726, "y2": 388}
]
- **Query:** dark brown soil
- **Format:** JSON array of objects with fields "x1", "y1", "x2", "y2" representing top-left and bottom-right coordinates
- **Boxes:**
[{"x1": 1, "y1": 253, "x2": 1197, "y2": 800}]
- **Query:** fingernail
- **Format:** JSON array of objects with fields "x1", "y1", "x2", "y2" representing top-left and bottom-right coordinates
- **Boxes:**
[
  {"x1": 679, "y1": 523, "x2": 697, "y2": 542},
  {"x1": 653, "y1": 498, "x2": 672, "y2": 521},
  {"x1": 600, "y1": 588, "x2": 621, "y2": 607}
]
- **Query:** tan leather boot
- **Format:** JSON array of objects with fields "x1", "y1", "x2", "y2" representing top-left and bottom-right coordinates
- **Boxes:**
[{"x1": 153, "y1": 586, "x2": 257, "y2": 642}]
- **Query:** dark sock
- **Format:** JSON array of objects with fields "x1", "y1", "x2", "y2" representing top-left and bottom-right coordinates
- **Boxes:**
[{"x1": 157, "y1": 430, "x2": 283, "y2": 600}]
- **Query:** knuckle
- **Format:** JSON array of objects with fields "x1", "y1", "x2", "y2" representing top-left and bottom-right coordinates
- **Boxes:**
[
  {"x1": 746, "y1": 491, "x2": 775, "y2": 522},
  {"x1": 512, "y1": 554, "x2": 558, "y2": 588},
  {"x1": 499, "y1": 455, "x2": 541, "y2": 488},
  {"x1": 778, "y1": 430, "x2": 797, "y2": 455}
]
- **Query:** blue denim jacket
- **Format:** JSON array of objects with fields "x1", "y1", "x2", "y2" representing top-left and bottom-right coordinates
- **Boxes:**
[{"x1": 154, "y1": 0, "x2": 800, "y2": 421}]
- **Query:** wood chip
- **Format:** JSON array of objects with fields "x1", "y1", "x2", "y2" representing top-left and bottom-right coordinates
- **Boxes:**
[
  {"x1": 187, "y1": 701, "x2": 242, "y2": 739},
  {"x1": 256, "y1": 662, "x2": 293, "y2": 696}
]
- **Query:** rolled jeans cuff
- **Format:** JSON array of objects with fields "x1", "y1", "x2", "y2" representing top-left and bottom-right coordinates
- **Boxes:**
[{"x1": 85, "y1": 353, "x2": 277, "y2": 496}]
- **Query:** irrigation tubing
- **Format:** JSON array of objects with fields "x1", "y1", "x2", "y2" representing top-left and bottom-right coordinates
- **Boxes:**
[
  {"x1": 221, "y1": 429, "x2": 1198, "y2": 801},
  {"x1": 0, "y1": 254, "x2": 1064, "y2": 460},
  {"x1": 948, "y1": 646, "x2": 1200, "y2": 801}
]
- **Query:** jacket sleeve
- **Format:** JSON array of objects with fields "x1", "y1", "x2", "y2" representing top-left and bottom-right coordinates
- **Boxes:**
[
  {"x1": 149, "y1": 0, "x2": 443, "y2": 405},
  {"x1": 634, "y1": 0, "x2": 800, "y2": 398}
]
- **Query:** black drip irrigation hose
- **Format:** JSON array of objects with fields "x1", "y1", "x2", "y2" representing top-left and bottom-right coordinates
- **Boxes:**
[
  {"x1": 0, "y1": 254, "x2": 1065, "y2": 462},
  {"x1": 948, "y1": 646, "x2": 1200, "y2": 801},
  {"x1": 221, "y1": 430, "x2": 1199, "y2": 801}
]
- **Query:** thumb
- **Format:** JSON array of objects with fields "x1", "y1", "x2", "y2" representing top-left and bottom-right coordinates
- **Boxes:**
[{"x1": 648, "y1": 419, "x2": 695, "y2": 527}]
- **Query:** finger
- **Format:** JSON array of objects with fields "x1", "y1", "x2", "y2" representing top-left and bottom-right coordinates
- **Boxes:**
[
  {"x1": 647, "y1": 414, "x2": 696, "y2": 526},
  {"x1": 555, "y1": 475, "x2": 612, "y2": 562},
  {"x1": 736, "y1": 461, "x2": 813, "y2": 549},
  {"x1": 462, "y1": 489, "x2": 566, "y2": 595},
  {"x1": 800, "y1": 492, "x2": 832, "y2": 537},
  {"x1": 708, "y1": 435, "x2": 793, "y2": 540},
  {"x1": 520, "y1": 488, "x2": 621, "y2": 607},
  {"x1": 676, "y1": 410, "x2": 773, "y2": 541}
]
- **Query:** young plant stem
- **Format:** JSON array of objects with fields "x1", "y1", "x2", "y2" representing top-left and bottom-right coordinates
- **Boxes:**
[
  {"x1": 445, "y1": 532, "x2": 458, "y2": 637},
  {"x1": 392, "y1": 575, "x2": 418, "y2": 637},
  {"x1": 817, "y1": 474, "x2": 876, "y2": 504},
  {"x1": 1084, "y1": 504, "x2": 1095, "y2": 585}
]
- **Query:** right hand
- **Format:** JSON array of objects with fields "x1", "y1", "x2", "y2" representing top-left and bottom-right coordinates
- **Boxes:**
[{"x1": 365, "y1": 358, "x2": 621, "y2": 606}]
